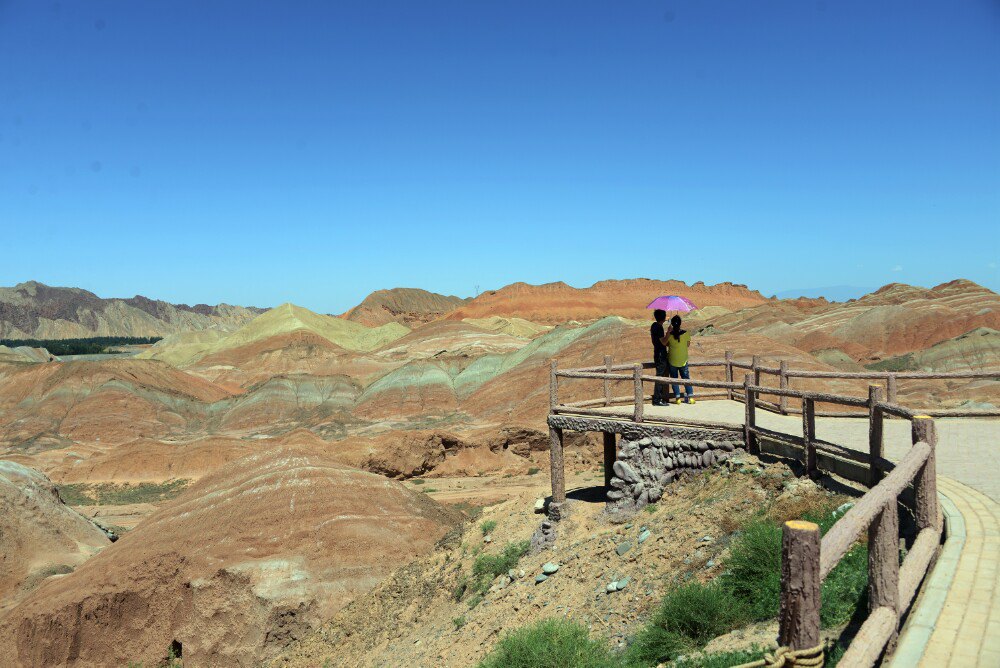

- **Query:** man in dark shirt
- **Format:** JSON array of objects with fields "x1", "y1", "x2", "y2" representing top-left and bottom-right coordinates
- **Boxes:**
[{"x1": 650, "y1": 309, "x2": 671, "y2": 406}]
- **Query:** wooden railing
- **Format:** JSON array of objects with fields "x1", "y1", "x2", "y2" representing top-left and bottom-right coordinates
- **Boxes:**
[
  {"x1": 545, "y1": 353, "x2": 999, "y2": 667},
  {"x1": 550, "y1": 352, "x2": 1000, "y2": 419}
]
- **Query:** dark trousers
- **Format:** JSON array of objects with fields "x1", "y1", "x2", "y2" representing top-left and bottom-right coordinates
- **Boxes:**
[
  {"x1": 653, "y1": 351, "x2": 670, "y2": 403},
  {"x1": 669, "y1": 363, "x2": 693, "y2": 398}
]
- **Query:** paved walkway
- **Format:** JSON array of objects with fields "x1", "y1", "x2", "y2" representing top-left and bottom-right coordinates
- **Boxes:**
[
  {"x1": 590, "y1": 400, "x2": 1000, "y2": 501},
  {"x1": 906, "y1": 478, "x2": 1000, "y2": 667}
]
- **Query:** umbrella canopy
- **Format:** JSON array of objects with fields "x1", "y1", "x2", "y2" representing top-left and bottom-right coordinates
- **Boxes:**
[{"x1": 646, "y1": 295, "x2": 697, "y2": 312}]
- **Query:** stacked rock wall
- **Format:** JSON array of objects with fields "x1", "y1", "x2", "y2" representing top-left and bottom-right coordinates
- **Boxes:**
[{"x1": 607, "y1": 436, "x2": 740, "y2": 514}]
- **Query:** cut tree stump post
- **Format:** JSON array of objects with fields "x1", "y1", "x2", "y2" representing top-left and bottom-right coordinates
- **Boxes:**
[
  {"x1": 887, "y1": 373, "x2": 898, "y2": 406},
  {"x1": 549, "y1": 359, "x2": 558, "y2": 410},
  {"x1": 549, "y1": 426, "x2": 566, "y2": 504},
  {"x1": 802, "y1": 397, "x2": 817, "y2": 478},
  {"x1": 603, "y1": 355, "x2": 613, "y2": 406},
  {"x1": 779, "y1": 360, "x2": 789, "y2": 414},
  {"x1": 633, "y1": 364, "x2": 644, "y2": 423},
  {"x1": 744, "y1": 373, "x2": 758, "y2": 455},
  {"x1": 602, "y1": 431, "x2": 616, "y2": 490},
  {"x1": 752, "y1": 355, "x2": 762, "y2": 391},
  {"x1": 780, "y1": 520, "x2": 821, "y2": 651},
  {"x1": 869, "y1": 385, "x2": 885, "y2": 485},
  {"x1": 912, "y1": 416, "x2": 939, "y2": 530},
  {"x1": 869, "y1": 502, "x2": 901, "y2": 653},
  {"x1": 725, "y1": 350, "x2": 734, "y2": 400}
]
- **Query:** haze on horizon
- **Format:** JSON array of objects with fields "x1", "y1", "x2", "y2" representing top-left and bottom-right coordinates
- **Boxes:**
[{"x1": 1, "y1": 0, "x2": 997, "y2": 314}]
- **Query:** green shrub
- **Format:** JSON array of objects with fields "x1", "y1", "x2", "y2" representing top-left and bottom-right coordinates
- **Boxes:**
[
  {"x1": 480, "y1": 519, "x2": 497, "y2": 535},
  {"x1": 652, "y1": 582, "x2": 748, "y2": 645},
  {"x1": 412, "y1": 478, "x2": 426, "y2": 485},
  {"x1": 719, "y1": 505, "x2": 869, "y2": 627},
  {"x1": 478, "y1": 618, "x2": 615, "y2": 668},
  {"x1": 621, "y1": 626, "x2": 692, "y2": 666},
  {"x1": 527, "y1": 467, "x2": 541, "y2": 475},
  {"x1": 718, "y1": 518, "x2": 783, "y2": 620},
  {"x1": 473, "y1": 541, "x2": 529, "y2": 583},
  {"x1": 453, "y1": 615, "x2": 467, "y2": 630},
  {"x1": 672, "y1": 647, "x2": 765, "y2": 667}
]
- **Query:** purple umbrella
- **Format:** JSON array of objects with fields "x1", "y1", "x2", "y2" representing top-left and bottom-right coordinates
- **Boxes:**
[{"x1": 646, "y1": 295, "x2": 697, "y2": 312}]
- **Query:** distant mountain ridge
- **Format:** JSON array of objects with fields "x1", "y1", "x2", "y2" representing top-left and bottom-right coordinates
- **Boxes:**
[{"x1": 0, "y1": 281, "x2": 265, "y2": 339}]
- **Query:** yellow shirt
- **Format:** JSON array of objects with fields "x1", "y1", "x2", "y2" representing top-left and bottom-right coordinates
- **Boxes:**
[{"x1": 666, "y1": 331, "x2": 691, "y2": 367}]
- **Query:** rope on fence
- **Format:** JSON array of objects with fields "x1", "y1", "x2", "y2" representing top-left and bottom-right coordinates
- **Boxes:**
[{"x1": 730, "y1": 643, "x2": 825, "y2": 668}]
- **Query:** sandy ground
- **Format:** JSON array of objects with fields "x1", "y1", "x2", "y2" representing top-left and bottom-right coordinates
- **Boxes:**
[{"x1": 589, "y1": 400, "x2": 1000, "y2": 501}]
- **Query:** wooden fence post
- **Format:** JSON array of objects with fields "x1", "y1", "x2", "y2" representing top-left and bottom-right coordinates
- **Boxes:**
[
  {"x1": 869, "y1": 502, "x2": 901, "y2": 652},
  {"x1": 549, "y1": 359, "x2": 558, "y2": 410},
  {"x1": 752, "y1": 355, "x2": 762, "y2": 390},
  {"x1": 802, "y1": 397, "x2": 817, "y2": 478},
  {"x1": 603, "y1": 355, "x2": 613, "y2": 406},
  {"x1": 602, "y1": 432, "x2": 616, "y2": 490},
  {"x1": 725, "y1": 350, "x2": 734, "y2": 400},
  {"x1": 632, "y1": 364, "x2": 644, "y2": 423},
  {"x1": 869, "y1": 385, "x2": 885, "y2": 485},
  {"x1": 549, "y1": 426, "x2": 566, "y2": 504},
  {"x1": 779, "y1": 360, "x2": 789, "y2": 415},
  {"x1": 912, "y1": 416, "x2": 939, "y2": 530},
  {"x1": 779, "y1": 520, "x2": 822, "y2": 651},
  {"x1": 887, "y1": 373, "x2": 898, "y2": 406},
  {"x1": 744, "y1": 373, "x2": 758, "y2": 455}
]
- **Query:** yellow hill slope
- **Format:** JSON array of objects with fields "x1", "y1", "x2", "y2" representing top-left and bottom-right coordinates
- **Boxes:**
[{"x1": 140, "y1": 303, "x2": 409, "y2": 367}]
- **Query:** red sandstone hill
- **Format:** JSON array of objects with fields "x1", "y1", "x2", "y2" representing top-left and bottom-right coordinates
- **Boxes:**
[
  {"x1": 342, "y1": 287, "x2": 469, "y2": 327},
  {"x1": 445, "y1": 278, "x2": 770, "y2": 324},
  {"x1": 0, "y1": 447, "x2": 462, "y2": 668}
]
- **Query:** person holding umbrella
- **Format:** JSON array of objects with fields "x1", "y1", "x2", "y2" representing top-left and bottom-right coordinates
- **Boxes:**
[
  {"x1": 666, "y1": 314, "x2": 695, "y2": 403},
  {"x1": 646, "y1": 295, "x2": 697, "y2": 405}
]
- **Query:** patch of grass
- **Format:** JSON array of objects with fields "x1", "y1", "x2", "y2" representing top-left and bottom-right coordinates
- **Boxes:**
[
  {"x1": 480, "y1": 519, "x2": 497, "y2": 535},
  {"x1": 55, "y1": 483, "x2": 95, "y2": 506},
  {"x1": 473, "y1": 541, "x2": 529, "y2": 582},
  {"x1": 622, "y1": 582, "x2": 748, "y2": 666},
  {"x1": 422, "y1": 488, "x2": 438, "y2": 493},
  {"x1": 720, "y1": 502, "x2": 868, "y2": 626},
  {"x1": 57, "y1": 480, "x2": 190, "y2": 506},
  {"x1": 644, "y1": 503, "x2": 658, "y2": 514},
  {"x1": 467, "y1": 592, "x2": 484, "y2": 609},
  {"x1": 864, "y1": 353, "x2": 917, "y2": 372},
  {"x1": 453, "y1": 615, "x2": 467, "y2": 630},
  {"x1": 621, "y1": 626, "x2": 692, "y2": 666},
  {"x1": 478, "y1": 618, "x2": 615, "y2": 668},
  {"x1": 451, "y1": 501, "x2": 486, "y2": 520},
  {"x1": 527, "y1": 467, "x2": 541, "y2": 475},
  {"x1": 672, "y1": 647, "x2": 765, "y2": 667},
  {"x1": 411, "y1": 478, "x2": 426, "y2": 485}
]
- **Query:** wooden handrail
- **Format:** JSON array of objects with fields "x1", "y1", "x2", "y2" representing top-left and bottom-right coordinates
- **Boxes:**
[{"x1": 819, "y1": 441, "x2": 930, "y2": 579}]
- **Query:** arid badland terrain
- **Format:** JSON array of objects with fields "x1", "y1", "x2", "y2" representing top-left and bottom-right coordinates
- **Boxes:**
[{"x1": 0, "y1": 277, "x2": 998, "y2": 667}]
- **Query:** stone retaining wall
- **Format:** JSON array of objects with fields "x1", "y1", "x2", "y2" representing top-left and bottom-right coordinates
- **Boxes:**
[{"x1": 607, "y1": 435, "x2": 742, "y2": 515}]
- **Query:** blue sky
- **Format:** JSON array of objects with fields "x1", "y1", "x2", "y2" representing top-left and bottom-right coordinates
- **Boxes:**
[{"x1": 1, "y1": 1, "x2": 997, "y2": 313}]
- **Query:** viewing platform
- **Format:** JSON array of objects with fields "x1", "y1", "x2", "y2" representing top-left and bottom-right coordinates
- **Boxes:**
[{"x1": 543, "y1": 352, "x2": 1000, "y2": 667}]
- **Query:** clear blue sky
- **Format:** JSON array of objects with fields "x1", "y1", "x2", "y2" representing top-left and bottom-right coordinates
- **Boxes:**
[{"x1": 1, "y1": 1, "x2": 997, "y2": 313}]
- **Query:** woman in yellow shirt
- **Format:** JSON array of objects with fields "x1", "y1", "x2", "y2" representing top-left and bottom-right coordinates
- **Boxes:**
[{"x1": 666, "y1": 315, "x2": 695, "y2": 404}]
